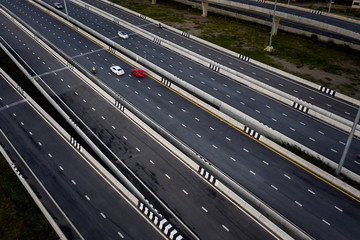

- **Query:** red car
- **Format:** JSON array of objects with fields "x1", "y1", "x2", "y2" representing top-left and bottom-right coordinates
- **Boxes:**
[{"x1": 131, "y1": 69, "x2": 145, "y2": 78}]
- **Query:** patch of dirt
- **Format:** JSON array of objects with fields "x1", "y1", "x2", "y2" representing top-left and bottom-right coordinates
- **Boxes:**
[{"x1": 270, "y1": 56, "x2": 360, "y2": 99}]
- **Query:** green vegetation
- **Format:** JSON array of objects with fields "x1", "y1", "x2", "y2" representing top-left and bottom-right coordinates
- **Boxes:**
[
  {"x1": 115, "y1": 0, "x2": 360, "y2": 99},
  {"x1": 0, "y1": 155, "x2": 57, "y2": 240},
  {"x1": 277, "y1": 141, "x2": 360, "y2": 190}
]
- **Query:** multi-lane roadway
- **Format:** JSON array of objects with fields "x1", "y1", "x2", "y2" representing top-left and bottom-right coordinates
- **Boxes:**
[{"x1": 1, "y1": 0, "x2": 360, "y2": 239}]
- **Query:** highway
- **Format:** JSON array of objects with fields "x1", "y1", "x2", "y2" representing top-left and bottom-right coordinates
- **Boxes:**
[
  {"x1": 2, "y1": 0, "x2": 360, "y2": 239},
  {"x1": 0, "y1": 5, "x2": 276, "y2": 240},
  {"x1": 190, "y1": 0, "x2": 360, "y2": 44},
  {"x1": 47, "y1": 0, "x2": 360, "y2": 174},
  {"x1": 0, "y1": 71, "x2": 164, "y2": 239}
]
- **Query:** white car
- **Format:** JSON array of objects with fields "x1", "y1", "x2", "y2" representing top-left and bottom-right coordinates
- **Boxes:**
[
  {"x1": 110, "y1": 66, "x2": 125, "y2": 76},
  {"x1": 118, "y1": 31, "x2": 128, "y2": 39}
]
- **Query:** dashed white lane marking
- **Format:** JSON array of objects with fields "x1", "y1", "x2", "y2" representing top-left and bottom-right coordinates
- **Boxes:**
[
  {"x1": 243, "y1": 148, "x2": 249, "y2": 152},
  {"x1": 212, "y1": 145, "x2": 218, "y2": 149},
  {"x1": 284, "y1": 174, "x2": 291, "y2": 179},
  {"x1": 118, "y1": 232, "x2": 124, "y2": 238},
  {"x1": 334, "y1": 206, "x2": 343, "y2": 212},
  {"x1": 250, "y1": 170, "x2": 256, "y2": 175},
  {"x1": 318, "y1": 131, "x2": 324, "y2": 135},
  {"x1": 182, "y1": 189, "x2": 188, "y2": 195},
  {"x1": 85, "y1": 195, "x2": 90, "y2": 201},
  {"x1": 136, "y1": 147, "x2": 140, "y2": 152},
  {"x1": 169, "y1": 115, "x2": 173, "y2": 118},
  {"x1": 38, "y1": 142, "x2": 42, "y2": 146},
  {"x1": 201, "y1": 206, "x2": 208, "y2": 213},
  {"x1": 250, "y1": 97, "x2": 255, "y2": 101},
  {"x1": 271, "y1": 185, "x2": 278, "y2": 190},
  {"x1": 222, "y1": 225, "x2": 229, "y2": 232},
  {"x1": 322, "y1": 219, "x2": 331, "y2": 226},
  {"x1": 331, "y1": 148, "x2": 337, "y2": 153},
  {"x1": 123, "y1": 136, "x2": 127, "y2": 140},
  {"x1": 326, "y1": 104, "x2": 332, "y2": 107},
  {"x1": 225, "y1": 137, "x2": 231, "y2": 141},
  {"x1": 309, "y1": 137, "x2": 315, "y2": 142},
  {"x1": 262, "y1": 160, "x2": 269, "y2": 165},
  {"x1": 196, "y1": 134, "x2": 201, "y2": 138},
  {"x1": 48, "y1": 153, "x2": 52, "y2": 158},
  {"x1": 182, "y1": 124, "x2": 187, "y2": 128},
  {"x1": 195, "y1": 117, "x2": 200, "y2": 121},
  {"x1": 150, "y1": 160, "x2": 155, "y2": 165},
  {"x1": 282, "y1": 113, "x2": 287, "y2": 117},
  {"x1": 230, "y1": 157, "x2": 236, "y2": 162},
  {"x1": 165, "y1": 174, "x2": 171, "y2": 179},
  {"x1": 209, "y1": 126, "x2": 214, "y2": 130},
  {"x1": 339, "y1": 141, "x2": 345, "y2": 145},
  {"x1": 309, "y1": 96, "x2": 314, "y2": 100},
  {"x1": 300, "y1": 122, "x2": 306, "y2": 125},
  {"x1": 272, "y1": 118, "x2": 277, "y2": 122},
  {"x1": 71, "y1": 180, "x2": 76, "y2": 185},
  {"x1": 101, "y1": 212, "x2": 106, "y2": 219},
  {"x1": 355, "y1": 160, "x2": 360, "y2": 165},
  {"x1": 256, "y1": 110, "x2": 260, "y2": 113},
  {"x1": 345, "y1": 112, "x2": 350, "y2": 115},
  {"x1": 112, "y1": 126, "x2": 116, "y2": 129},
  {"x1": 266, "y1": 105, "x2": 271, "y2": 108},
  {"x1": 295, "y1": 201, "x2": 302, "y2": 207},
  {"x1": 290, "y1": 127, "x2": 295, "y2": 131},
  {"x1": 101, "y1": 116, "x2": 105, "y2": 120},
  {"x1": 308, "y1": 189, "x2": 315, "y2": 195},
  {"x1": 59, "y1": 166, "x2": 64, "y2": 171}
]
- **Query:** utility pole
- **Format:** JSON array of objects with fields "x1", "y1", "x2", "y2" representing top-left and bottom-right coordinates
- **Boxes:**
[
  {"x1": 328, "y1": 0, "x2": 333, "y2": 13},
  {"x1": 63, "y1": 0, "x2": 70, "y2": 22},
  {"x1": 335, "y1": 106, "x2": 360, "y2": 176},
  {"x1": 265, "y1": 0, "x2": 278, "y2": 52}
]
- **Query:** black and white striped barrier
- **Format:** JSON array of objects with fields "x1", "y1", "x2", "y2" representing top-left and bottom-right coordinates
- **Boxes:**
[
  {"x1": 10, "y1": 162, "x2": 23, "y2": 178},
  {"x1": 161, "y1": 77, "x2": 171, "y2": 87},
  {"x1": 138, "y1": 202, "x2": 183, "y2": 239},
  {"x1": 198, "y1": 167, "x2": 217, "y2": 185},
  {"x1": 70, "y1": 137, "x2": 81, "y2": 151},
  {"x1": 238, "y1": 54, "x2": 250, "y2": 62},
  {"x1": 244, "y1": 126, "x2": 260, "y2": 140},
  {"x1": 292, "y1": 102, "x2": 309, "y2": 113},
  {"x1": 181, "y1": 32, "x2": 190, "y2": 38},
  {"x1": 257, "y1": 0, "x2": 266, "y2": 3},
  {"x1": 311, "y1": 10, "x2": 322, "y2": 15},
  {"x1": 16, "y1": 85, "x2": 25, "y2": 95},
  {"x1": 319, "y1": 86, "x2": 335, "y2": 96},
  {"x1": 153, "y1": 38, "x2": 162, "y2": 45},
  {"x1": 209, "y1": 64, "x2": 220, "y2": 72},
  {"x1": 115, "y1": 100, "x2": 125, "y2": 111}
]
